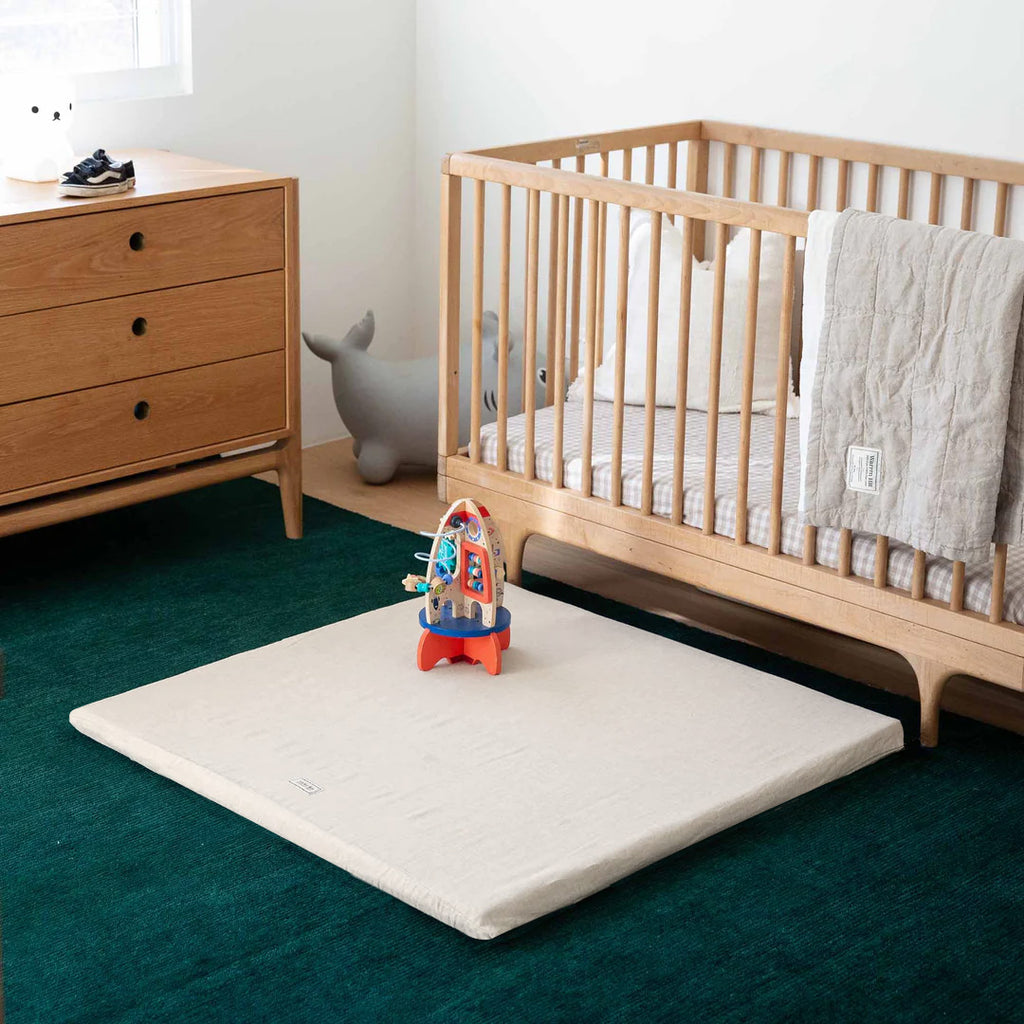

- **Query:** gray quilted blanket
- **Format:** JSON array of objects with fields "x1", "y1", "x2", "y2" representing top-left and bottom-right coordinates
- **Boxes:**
[{"x1": 802, "y1": 209, "x2": 1024, "y2": 564}]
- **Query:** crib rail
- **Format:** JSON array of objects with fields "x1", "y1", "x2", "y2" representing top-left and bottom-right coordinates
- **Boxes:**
[
  {"x1": 468, "y1": 119, "x2": 704, "y2": 165},
  {"x1": 445, "y1": 153, "x2": 809, "y2": 235},
  {"x1": 439, "y1": 121, "x2": 1024, "y2": 637}
]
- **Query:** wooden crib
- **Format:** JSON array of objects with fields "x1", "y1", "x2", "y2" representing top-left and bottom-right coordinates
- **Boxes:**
[{"x1": 436, "y1": 120, "x2": 1024, "y2": 745}]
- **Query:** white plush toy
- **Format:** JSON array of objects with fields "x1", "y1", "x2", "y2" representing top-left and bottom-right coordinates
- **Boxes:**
[{"x1": 0, "y1": 74, "x2": 76, "y2": 183}]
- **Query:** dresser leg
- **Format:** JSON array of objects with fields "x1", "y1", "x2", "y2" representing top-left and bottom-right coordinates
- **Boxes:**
[{"x1": 277, "y1": 440, "x2": 303, "y2": 539}]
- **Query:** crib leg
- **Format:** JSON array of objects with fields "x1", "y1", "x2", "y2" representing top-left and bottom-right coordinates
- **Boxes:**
[
  {"x1": 905, "y1": 654, "x2": 954, "y2": 748},
  {"x1": 502, "y1": 525, "x2": 531, "y2": 585}
]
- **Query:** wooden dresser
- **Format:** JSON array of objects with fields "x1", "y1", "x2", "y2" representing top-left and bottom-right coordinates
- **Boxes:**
[{"x1": 0, "y1": 150, "x2": 301, "y2": 540}]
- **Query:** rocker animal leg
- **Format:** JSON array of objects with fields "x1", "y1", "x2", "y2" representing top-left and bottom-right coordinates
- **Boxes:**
[
  {"x1": 905, "y1": 654, "x2": 955, "y2": 747},
  {"x1": 357, "y1": 441, "x2": 400, "y2": 485}
]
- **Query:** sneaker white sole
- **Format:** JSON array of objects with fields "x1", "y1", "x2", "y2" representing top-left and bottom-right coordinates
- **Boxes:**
[{"x1": 58, "y1": 177, "x2": 136, "y2": 198}]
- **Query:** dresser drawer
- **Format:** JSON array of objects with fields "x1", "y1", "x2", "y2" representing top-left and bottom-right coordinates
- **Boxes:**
[
  {"x1": 0, "y1": 271, "x2": 285, "y2": 405},
  {"x1": 0, "y1": 189, "x2": 284, "y2": 316},
  {"x1": 0, "y1": 352, "x2": 286, "y2": 495}
]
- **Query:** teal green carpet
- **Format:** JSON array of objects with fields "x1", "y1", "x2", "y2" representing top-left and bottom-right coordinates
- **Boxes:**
[{"x1": 2, "y1": 480, "x2": 1023, "y2": 1024}]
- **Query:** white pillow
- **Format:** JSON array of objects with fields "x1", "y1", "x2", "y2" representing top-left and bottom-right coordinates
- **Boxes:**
[{"x1": 582, "y1": 214, "x2": 786, "y2": 410}]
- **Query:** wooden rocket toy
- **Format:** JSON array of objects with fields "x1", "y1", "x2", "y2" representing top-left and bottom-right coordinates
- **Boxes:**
[{"x1": 402, "y1": 498, "x2": 510, "y2": 675}]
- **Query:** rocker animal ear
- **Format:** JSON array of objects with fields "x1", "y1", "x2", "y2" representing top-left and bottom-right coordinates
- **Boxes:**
[{"x1": 342, "y1": 310, "x2": 375, "y2": 351}]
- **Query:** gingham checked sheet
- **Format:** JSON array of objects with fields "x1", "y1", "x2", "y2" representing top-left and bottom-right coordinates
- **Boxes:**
[{"x1": 479, "y1": 400, "x2": 1024, "y2": 625}]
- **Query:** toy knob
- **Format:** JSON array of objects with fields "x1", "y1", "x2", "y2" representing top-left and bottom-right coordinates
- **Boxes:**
[{"x1": 402, "y1": 573, "x2": 426, "y2": 592}]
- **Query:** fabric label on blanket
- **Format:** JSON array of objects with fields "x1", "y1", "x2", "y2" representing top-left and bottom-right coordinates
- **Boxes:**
[
  {"x1": 802, "y1": 209, "x2": 1024, "y2": 564},
  {"x1": 846, "y1": 446, "x2": 881, "y2": 494}
]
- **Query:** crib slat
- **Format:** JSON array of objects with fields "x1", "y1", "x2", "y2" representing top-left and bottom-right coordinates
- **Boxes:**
[
  {"x1": 552, "y1": 193, "x2": 570, "y2": 489},
  {"x1": 950, "y1": 560, "x2": 965, "y2": 612},
  {"x1": 803, "y1": 525, "x2": 817, "y2": 566},
  {"x1": 522, "y1": 175, "x2": 532, "y2": 402},
  {"x1": 838, "y1": 529, "x2": 853, "y2": 577},
  {"x1": 641, "y1": 213, "x2": 662, "y2": 516},
  {"x1": 496, "y1": 184, "x2": 511, "y2": 471},
  {"x1": 469, "y1": 179, "x2": 485, "y2": 463},
  {"x1": 736, "y1": 146, "x2": 763, "y2": 540},
  {"x1": 836, "y1": 159, "x2": 849, "y2": 210},
  {"x1": 911, "y1": 549, "x2": 927, "y2": 600},
  {"x1": 768, "y1": 235, "x2": 797, "y2": 555},
  {"x1": 928, "y1": 172, "x2": 942, "y2": 225},
  {"x1": 609, "y1": 153, "x2": 634, "y2": 505},
  {"x1": 749, "y1": 147, "x2": 762, "y2": 203},
  {"x1": 722, "y1": 143, "x2": 736, "y2": 200},
  {"x1": 645, "y1": 145, "x2": 656, "y2": 186},
  {"x1": 580, "y1": 198, "x2": 601, "y2": 498},
  {"x1": 667, "y1": 141, "x2": 678, "y2": 223},
  {"x1": 523, "y1": 188, "x2": 540, "y2": 481},
  {"x1": 898, "y1": 168, "x2": 911, "y2": 219},
  {"x1": 994, "y1": 182, "x2": 1009, "y2": 236},
  {"x1": 569, "y1": 156, "x2": 585, "y2": 379},
  {"x1": 735, "y1": 228, "x2": 762, "y2": 545},
  {"x1": 438, "y1": 174, "x2": 462, "y2": 462},
  {"x1": 621, "y1": 147, "x2": 634, "y2": 186},
  {"x1": 866, "y1": 164, "x2": 880, "y2": 212},
  {"x1": 686, "y1": 138, "x2": 710, "y2": 259},
  {"x1": 671, "y1": 215, "x2": 695, "y2": 525},
  {"x1": 961, "y1": 177, "x2": 975, "y2": 230},
  {"x1": 874, "y1": 535, "x2": 888, "y2": 588},
  {"x1": 611, "y1": 199, "x2": 632, "y2": 507},
  {"x1": 806, "y1": 155, "x2": 820, "y2": 211},
  {"x1": 703, "y1": 221, "x2": 729, "y2": 535},
  {"x1": 777, "y1": 151, "x2": 791, "y2": 207},
  {"x1": 595, "y1": 153, "x2": 610, "y2": 365},
  {"x1": 544, "y1": 161, "x2": 562, "y2": 406},
  {"x1": 990, "y1": 544, "x2": 1008, "y2": 622},
  {"x1": 622, "y1": 147, "x2": 634, "y2": 181}
]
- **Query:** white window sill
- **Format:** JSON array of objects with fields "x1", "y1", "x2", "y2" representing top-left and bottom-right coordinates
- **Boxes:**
[{"x1": 75, "y1": 63, "x2": 192, "y2": 105}]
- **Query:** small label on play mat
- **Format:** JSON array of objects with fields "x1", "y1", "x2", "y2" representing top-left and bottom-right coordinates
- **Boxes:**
[
  {"x1": 289, "y1": 777, "x2": 322, "y2": 795},
  {"x1": 846, "y1": 446, "x2": 881, "y2": 493}
]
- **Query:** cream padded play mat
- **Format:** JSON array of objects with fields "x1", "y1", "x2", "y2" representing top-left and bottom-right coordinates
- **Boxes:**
[{"x1": 71, "y1": 586, "x2": 903, "y2": 939}]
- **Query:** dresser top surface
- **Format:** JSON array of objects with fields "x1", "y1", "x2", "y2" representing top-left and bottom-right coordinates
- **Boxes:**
[{"x1": 0, "y1": 150, "x2": 292, "y2": 225}]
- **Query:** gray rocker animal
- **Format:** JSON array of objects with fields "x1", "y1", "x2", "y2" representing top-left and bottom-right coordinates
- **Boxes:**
[{"x1": 304, "y1": 310, "x2": 542, "y2": 484}]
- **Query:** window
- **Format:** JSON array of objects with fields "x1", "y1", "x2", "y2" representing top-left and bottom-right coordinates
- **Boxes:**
[{"x1": 0, "y1": 1, "x2": 192, "y2": 102}]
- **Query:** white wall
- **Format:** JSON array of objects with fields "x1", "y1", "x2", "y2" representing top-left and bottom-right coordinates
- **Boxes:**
[
  {"x1": 66, "y1": 0, "x2": 1024, "y2": 417},
  {"x1": 76, "y1": 0, "x2": 417, "y2": 446},
  {"x1": 412, "y1": 0, "x2": 1024, "y2": 354}
]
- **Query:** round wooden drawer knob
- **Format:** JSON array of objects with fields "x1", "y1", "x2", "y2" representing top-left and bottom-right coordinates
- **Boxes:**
[
  {"x1": 133, "y1": 401, "x2": 150, "y2": 421},
  {"x1": 129, "y1": 231, "x2": 145, "y2": 251}
]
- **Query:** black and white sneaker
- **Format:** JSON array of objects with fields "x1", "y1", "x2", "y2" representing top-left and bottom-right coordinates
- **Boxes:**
[{"x1": 58, "y1": 149, "x2": 136, "y2": 197}]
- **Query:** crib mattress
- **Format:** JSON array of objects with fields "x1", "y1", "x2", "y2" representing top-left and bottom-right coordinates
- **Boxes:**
[{"x1": 478, "y1": 402, "x2": 1024, "y2": 626}]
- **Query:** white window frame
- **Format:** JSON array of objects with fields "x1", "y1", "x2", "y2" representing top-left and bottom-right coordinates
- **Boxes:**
[{"x1": 72, "y1": 0, "x2": 193, "y2": 103}]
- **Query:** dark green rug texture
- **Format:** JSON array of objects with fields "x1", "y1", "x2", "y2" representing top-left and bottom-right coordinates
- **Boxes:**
[{"x1": 2, "y1": 480, "x2": 1023, "y2": 1024}]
